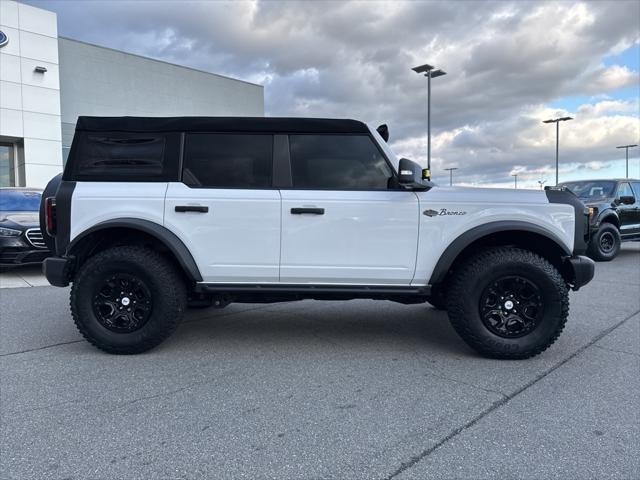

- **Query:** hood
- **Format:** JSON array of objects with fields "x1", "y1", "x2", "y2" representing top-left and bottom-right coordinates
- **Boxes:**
[
  {"x1": 0, "y1": 212, "x2": 40, "y2": 227},
  {"x1": 418, "y1": 186, "x2": 550, "y2": 204},
  {"x1": 581, "y1": 197, "x2": 615, "y2": 208}
]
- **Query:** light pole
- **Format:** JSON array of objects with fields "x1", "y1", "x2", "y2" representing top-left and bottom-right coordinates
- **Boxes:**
[
  {"x1": 444, "y1": 167, "x2": 458, "y2": 186},
  {"x1": 511, "y1": 173, "x2": 518, "y2": 189},
  {"x1": 616, "y1": 144, "x2": 638, "y2": 178},
  {"x1": 412, "y1": 63, "x2": 446, "y2": 180},
  {"x1": 537, "y1": 179, "x2": 547, "y2": 190},
  {"x1": 542, "y1": 116, "x2": 572, "y2": 185}
]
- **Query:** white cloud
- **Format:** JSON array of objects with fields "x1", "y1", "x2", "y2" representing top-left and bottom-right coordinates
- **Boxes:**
[{"x1": 27, "y1": 0, "x2": 640, "y2": 185}]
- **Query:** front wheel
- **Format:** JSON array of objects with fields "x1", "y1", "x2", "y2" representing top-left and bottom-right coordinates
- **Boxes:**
[
  {"x1": 446, "y1": 247, "x2": 569, "y2": 359},
  {"x1": 70, "y1": 246, "x2": 186, "y2": 354},
  {"x1": 587, "y1": 223, "x2": 621, "y2": 261}
]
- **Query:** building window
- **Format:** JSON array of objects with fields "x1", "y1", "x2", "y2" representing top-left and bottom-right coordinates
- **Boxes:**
[
  {"x1": 289, "y1": 135, "x2": 393, "y2": 190},
  {"x1": 183, "y1": 133, "x2": 273, "y2": 188},
  {"x1": 0, "y1": 143, "x2": 16, "y2": 187}
]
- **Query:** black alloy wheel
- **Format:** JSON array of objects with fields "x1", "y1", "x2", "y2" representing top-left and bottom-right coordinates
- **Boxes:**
[
  {"x1": 587, "y1": 223, "x2": 621, "y2": 261},
  {"x1": 479, "y1": 276, "x2": 543, "y2": 338},
  {"x1": 599, "y1": 231, "x2": 615, "y2": 253},
  {"x1": 92, "y1": 273, "x2": 153, "y2": 333}
]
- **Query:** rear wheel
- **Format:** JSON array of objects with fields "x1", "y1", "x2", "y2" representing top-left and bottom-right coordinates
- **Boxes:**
[
  {"x1": 587, "y1": 223, "x2": 621, "y2": 261},
  {"x1": 70, "y1": 246, "x2": 186, "y2": 354},
  {"x1": 446, "y1": 247, "x2": 569, "y2": 359}
]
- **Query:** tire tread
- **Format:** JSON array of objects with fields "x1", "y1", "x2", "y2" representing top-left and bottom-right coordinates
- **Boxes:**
[
  {"x1": 70, "y1": 246, "x2": 186, "y2": 354},
  {"x1": 446, "y1": 247, "x2": 569, "y2": 359}
]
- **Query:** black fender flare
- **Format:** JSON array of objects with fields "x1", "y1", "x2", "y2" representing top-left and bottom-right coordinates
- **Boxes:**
[
  {"x1": 68, "y1": 218, "x2": 203, "y2": 282},
  {"x1": 428, "y1": 221, "x2": 572, "y2": 285},
  {"x1": 597, "y1": 210, "x2": 620, "y2": 227}
]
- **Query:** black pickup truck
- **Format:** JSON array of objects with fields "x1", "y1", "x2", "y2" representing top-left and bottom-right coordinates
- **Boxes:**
[{"x1": 559, "y1": 179, "x2": 640, "y2": 261}]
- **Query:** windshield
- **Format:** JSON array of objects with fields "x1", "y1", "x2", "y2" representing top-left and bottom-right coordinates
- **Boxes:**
[
  {"x1": 0, "y1": 190, "x2": 42, "y2": 211},
  {"x1": 559, "y1": 181, "x2": 616, "y2": 201},
  {"x1": 369, "y1": 125, "x2": 399, "y2": 170}
]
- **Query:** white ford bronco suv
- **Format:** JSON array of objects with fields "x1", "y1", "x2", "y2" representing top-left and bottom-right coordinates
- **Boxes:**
[{"x1": 41, "y1": 116, "x2": 594, "y2": 358}]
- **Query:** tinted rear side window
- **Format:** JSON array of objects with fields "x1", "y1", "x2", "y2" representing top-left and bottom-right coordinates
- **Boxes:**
[
  {"x1": 289, "y1": 135, "x2": 393, "y2": 190},
  {"x1": 70, "y1": 131, "x2": 180, "y2": 181},
  {"x1": 183, "y1": 134, "x2": 273, "y2": 188}
]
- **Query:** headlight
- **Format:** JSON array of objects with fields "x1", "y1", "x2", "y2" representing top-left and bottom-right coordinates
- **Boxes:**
[{"x1": 0, "y1": 226, "x2": 21, "y2": 237}]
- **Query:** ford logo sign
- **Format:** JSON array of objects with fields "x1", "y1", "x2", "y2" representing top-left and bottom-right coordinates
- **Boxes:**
[{"x1": 0, "y1": 30, "x2": 8, "y2": 48}]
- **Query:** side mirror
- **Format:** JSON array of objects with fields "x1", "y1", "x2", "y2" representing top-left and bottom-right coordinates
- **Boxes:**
[
  {"x1": 619, "y1": 195, "x2": 635, "y2": 205},
  {"x1": 376, "y1": 124, "x2": 389, "y2": 142},
  {"x1": 398, "y1": 158, "x2": 432, "y2": 190}
]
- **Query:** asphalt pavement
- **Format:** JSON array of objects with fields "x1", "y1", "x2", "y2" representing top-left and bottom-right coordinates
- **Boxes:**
[{"x1": 1, "y1": 244, "x2": 639, "y2": 480}]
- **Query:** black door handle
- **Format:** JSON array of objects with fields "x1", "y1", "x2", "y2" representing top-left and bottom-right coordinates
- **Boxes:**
[
  {"x1": 175, "y1": 205, "x2": 209, "y2": 213},
  {"x1": 291, "y1": 207, "x2": 325, "y2": 215}
]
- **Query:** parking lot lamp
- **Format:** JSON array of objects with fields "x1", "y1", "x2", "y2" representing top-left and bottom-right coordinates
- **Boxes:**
[
  {"x1": 511, "y1": 173, "x2": 518, "y2": 189},
  {"x1": 444, "y1": 167, "x2": 458, "y2": 186},
  {"x1": 616, "y1": 144, "x2": 638, "y2": 178},
  {"x1": 412, "y1": 63, "x2": 446, "y2": 179},
  {"x1": 542, "y1": 116, "x2": 573, "y2": 185}
]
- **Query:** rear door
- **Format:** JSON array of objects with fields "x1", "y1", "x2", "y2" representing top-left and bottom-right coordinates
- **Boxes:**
[
  {"x1": 164, "y1": 133, "x2": 281, "y2": 283},
  {"x1": 616, "y1": 182, "x2": 638, "y2": 237},
  {"x1": 279, "y1": 134, "x2": 420, "y2": 285},
  {"x1": 628, "y1": 181, "x2": 640, "y2": 236}
]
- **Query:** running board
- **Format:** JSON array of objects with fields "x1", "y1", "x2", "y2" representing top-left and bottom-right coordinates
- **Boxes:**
[{"x1": 194, "y1": 283, "x2": 431, "y2": 298}]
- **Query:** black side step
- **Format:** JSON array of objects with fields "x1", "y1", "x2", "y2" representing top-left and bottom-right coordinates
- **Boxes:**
[{"x1": 194, "y1": 283, "x2": 431, "y2": 300}]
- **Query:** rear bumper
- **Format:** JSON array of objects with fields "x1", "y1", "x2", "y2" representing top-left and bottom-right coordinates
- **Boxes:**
[
  {"x1": 563, "y1": 255, "x2": 595, "y2": 291},
  {"x1": 43, "y1": 256, "x2": 73, "y2": 287}
]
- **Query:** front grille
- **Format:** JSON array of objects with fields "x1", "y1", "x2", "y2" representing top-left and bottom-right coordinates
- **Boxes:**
[{"x1": 25, "y1": 228, "x2": 47, "y2": 249}]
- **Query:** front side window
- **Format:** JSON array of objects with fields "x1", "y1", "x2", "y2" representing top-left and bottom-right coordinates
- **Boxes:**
[
  {"x1": 289, "y1": 135, "x2": 393, "y2": 190},
  {"x1": 183, "y1": 134, "x2": 273, "y2": 188},
  {"x1": 617, "y1": 182, "x2": 633, "y2": 199}
]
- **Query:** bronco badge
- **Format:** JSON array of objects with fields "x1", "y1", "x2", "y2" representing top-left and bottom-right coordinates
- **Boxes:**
[{"x1": 424, "y1": 208, "x2": 467, "y2": 217}]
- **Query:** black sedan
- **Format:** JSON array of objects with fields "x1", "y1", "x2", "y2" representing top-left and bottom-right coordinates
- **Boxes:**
[{"x1": 0, "y1": 188, "x2": 50, "y2": 266}]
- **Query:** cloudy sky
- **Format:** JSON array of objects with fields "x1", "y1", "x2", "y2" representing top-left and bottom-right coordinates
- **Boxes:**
[{"x1": 28, "y1": 0, "x2": 640, "y2": 188}]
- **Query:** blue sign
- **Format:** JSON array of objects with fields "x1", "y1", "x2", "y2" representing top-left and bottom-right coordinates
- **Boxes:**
[{"x1": 0, "y1": 30, "x2": 8, "y2": 48}]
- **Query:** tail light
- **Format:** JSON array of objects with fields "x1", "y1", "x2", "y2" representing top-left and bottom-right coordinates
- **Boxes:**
[{"x1": 45, "y1": 197, "x2": 57, "y2": 236}]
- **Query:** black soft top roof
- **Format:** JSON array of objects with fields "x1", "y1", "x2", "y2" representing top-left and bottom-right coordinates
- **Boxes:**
[{"x1": 75, "y1": 116, "x2": 370, "y2": 134}]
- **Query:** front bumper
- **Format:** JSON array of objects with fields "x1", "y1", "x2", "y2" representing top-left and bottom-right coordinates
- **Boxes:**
[
  {"x1": 43, "y1": 256, "x2": 73, "y2": 287},
  {"x1": 0, "y1": 248, "x2": 51, "y2": 266},
  {"x1": 0, "y1": 237, "x2": 50, "y2": 266},
  {"x1": 563, "y1": 255, "x2": 595, "y2": 291}
]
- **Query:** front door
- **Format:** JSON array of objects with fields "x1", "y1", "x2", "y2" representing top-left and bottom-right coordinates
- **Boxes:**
[
  {"x1": 164, "y1": 133, "x2": 281, "y2": 283},
  {"x1": 279, "y1": 134, "x2": 420, "y2": 285}
]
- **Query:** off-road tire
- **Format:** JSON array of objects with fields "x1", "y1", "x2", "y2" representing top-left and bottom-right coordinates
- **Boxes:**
[
  {"x1": 70, "y1": 246, "x2": 186, "y2": 354},
  {"x1": 587, "y1": 223, "x2": 621, "y2": 262},
  {"x1": 446, "y1": 247, "x2": 569, "y2": 359}
]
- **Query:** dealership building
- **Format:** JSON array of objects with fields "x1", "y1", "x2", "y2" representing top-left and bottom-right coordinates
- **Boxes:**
[{"x1": 0, "y1": 0, "x2": 264, "y2": 188}]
